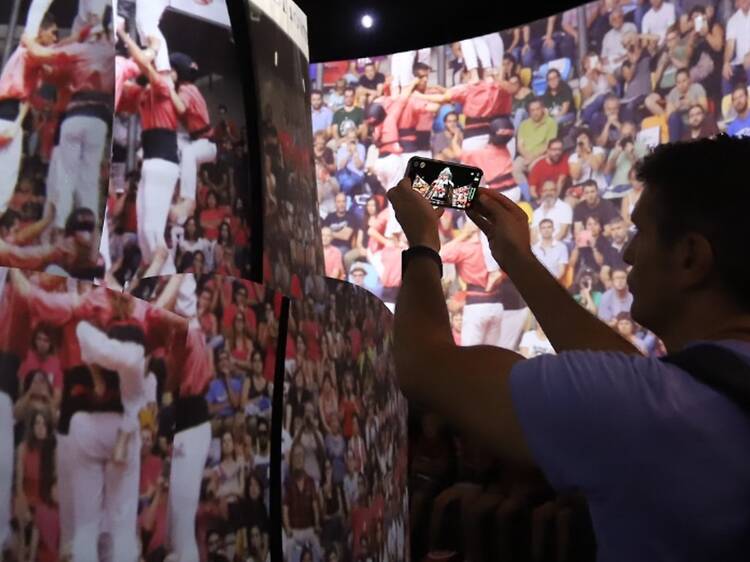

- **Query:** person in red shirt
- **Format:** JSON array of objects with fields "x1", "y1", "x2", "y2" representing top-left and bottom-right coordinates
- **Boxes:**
[
  {"x1": 527, "y1": 138, "x2": 570, "y2": 202},
  {"x1": 460, "y1": 116, "x2": 520, "y2": 202},
  {"x1": 398, "y1": 63, "x2": 441, "y2": 165},
  {"x1": 169, "y1": 52, "x2": 217, "y2": 225},
  {"x1": 323, "y1": 227, "x2": 345, "y2": 280},
  {"x1": 18, "y1": 325, "x2": 63, "y2": 408},
  {"x1": 379, "y1": 229, "x2": 408, "y2": 313}
]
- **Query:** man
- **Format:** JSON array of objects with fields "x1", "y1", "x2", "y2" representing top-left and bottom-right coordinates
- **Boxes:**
[
  {"x1": 665, "y1": 69, "x2": 707, "y2": 142},
  {"x1": 591, "y1": 94, "x2": 629, "y2": 149},
  {"x1": 331, "y1": 87, "x2": 365, "y2": 142},
  {"x1": 680, "y1": 104, "x2": 720, "y2": 141},
  {"x1": 311, "y1": 88, "x2": 333, "y2": 136},
  {"x1": 461, "y1": 117, "x2": 519, "y2": 202},
  {"x1": 641, "y1": 0, "x2": 676, "y2": 46},
  {"x1": 322, "y1": 193, "x2": 357, "y2": 257},
  {"x1": 597, "y1": 268, "x2": 634, "y2": 326},
  {"x1": 513, "y1": 98, "x2": 558, "y2": 185},
  {"x1": 323, "y1": 226, "x2": 345, "y2": 280},
  {"x1": 572, "y1": 180, "x2": 620, "y2": 237},
  {"x1": 532, "y1": 218, "x2": 568, "y2": 281},
  {"x1": 336, "y1": 121, "x2": 366, "y2": 197},
  {"x1": 206, "y1": 349, "x2": 243, "y2": 419},
  {"x1": 326, "y1": 78, "x2": 347, "y2": 112},
  {"x1": 431, "y1": 111, "x2": 463, "y2": 162},
  {"x1": 528, "y1": 138, "x2": 569, "y2": 201},
  {"x1": 722, "y1": 0, "x2": 750, "y2": 94},
  {"x1": 0, "y1": 15, "x2": 59, "y2": 215},
  {"x1": 531, "y1": 180, "x2": 572, "y2": 244},
  {"x1": 727, "y1": 83, "x2": 750, "y2": 138},
  {"x1": 357, "y1": 61, "x2": 386, "y2": 102},
  {"x1": 601, "y1": 7, "x2": 637, "y2": 75},
  {"x1": 283, "y1": 444, "x2": 323, "y2": 562},
  {"x1": 600, "y1": 216, "x2": 631, "y2": 287},
  {"x1": 386, "y1": 135, "x2": 750, "y2": 560}
]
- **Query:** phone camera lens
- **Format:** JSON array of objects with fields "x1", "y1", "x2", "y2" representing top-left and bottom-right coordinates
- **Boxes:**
[{"x1": 420, "y1": 162, "x2": 426, "y2": 168}]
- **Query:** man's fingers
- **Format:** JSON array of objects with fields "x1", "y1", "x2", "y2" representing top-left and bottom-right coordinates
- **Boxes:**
[
  {"x1": 477, "y1": 188, "x2": 527, "y2": 222},
  {"x1": 386, "y1": 177, "x2": 412, "y2": 203},
  {"x1": 466, "y1": 207, "x2": 493, "y2": 236}
]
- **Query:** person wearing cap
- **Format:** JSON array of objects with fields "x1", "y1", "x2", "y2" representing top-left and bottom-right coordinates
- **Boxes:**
[
  {"x1": 170, "y1": 52, "x2": 218, "y2": 225},
  {"x1": 349, "y1": 262, "x2": 368, "y2": 287},
  {"x1": 460, "y1": 116, "x2": 519, "y2": 203}
]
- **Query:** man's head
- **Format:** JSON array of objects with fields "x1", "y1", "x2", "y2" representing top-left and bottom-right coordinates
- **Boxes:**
[
  {"x1": 739, "y1": 0, "x2": 750, "y2": 12},
  {"x1": 731, "y1": 83, "x2": 748, "y2": 115},
  {"x1": 541, "y1": 180, "x2": 557, "y2": 204},
  {"x1": 321, "y1": 226, "x2": 333, "y2": 247},
  {"x1": 585, "y1": 214, "x2": 602, "y2": 237},
  {"x1": 528, "y1": 98, "x2": 545, "y2": 122},
  {"x1": 364, "y1": 62, "x2": 376, "y2": 79},
  {"x1": 413, "y1": 62, "x2": 431, "y2": 93},
  {"x1": 610, "y1": 217, "x2": 628, "y2": 244},
  {"x1": 626, "y1": 136, "x2": 750, "y2": 345},
  {"x1": 64, "y1": 207, "x2": 97, "y2": 245},
  {"x1": 603, "y1": 94, "x2": 620, "y2": 119},
  {"x1": 650, "y1": 0, "x2": 663, "y2": 9},
  {"x1": 675, "y1": 68, "x2": 691, "y2": 95},
  {"x1": 546, "y1": 68, "x2": 561, "y2": 92},
  {"x1": 38, "y1": 14, "x2": 58, "y2": 46},
  {"x1": 0, "y1": 210, "x2": 20, "y2": 241},
  {"x1": 291, "y1": 443, "x2": 305, "y2": 472},
  {"x1": 582, "y1": 180, "x2": 600, "y2": 206},
  {"x1": 335, "y1": 192, "x2": 347, "y2": 213},
  {"x1": 609, "y1": 7, "x2": 625, "y2": 29},
  {"x1": 611, "y1": 268, "x2": 629, "y2": 292},
  {"x1": 443, "y1": 111, "x2": 459, "y2": 134},
  {"x1": 343, "y1": 87, "x2": 355, "y2": 107},
  {"x1": 539, "y1": 218, "x2": 555, "y2": 240},
  {"x1": 350, "y1": 263, "x2": 367, "y2": 285},
  {"x1": 687, "y1": 104, "x2": 706, "y2": 130},
  {"x1": 311, "y1": 89, "x2": 323, "y2": 110},
  {"x1": 335, "y1": 78, "x2": 346, "y2": 93},
  {"x1": 546, "y1": 138, "x2": 564, "y2": 163}
]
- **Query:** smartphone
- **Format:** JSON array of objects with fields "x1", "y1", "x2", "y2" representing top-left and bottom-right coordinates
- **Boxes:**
[{"x1": 407, "y1": 157, "x2": 483, "y2": 210}]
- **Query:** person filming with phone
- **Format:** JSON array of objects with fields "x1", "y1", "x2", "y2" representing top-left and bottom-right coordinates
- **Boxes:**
[{"x1": 387, "y1": 135, "x2": 750, "y2": 561}]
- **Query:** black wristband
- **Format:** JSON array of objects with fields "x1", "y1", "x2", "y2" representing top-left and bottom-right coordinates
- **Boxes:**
[{"x1": 402, "y1": 246, "x2": 442, "y2": 278}]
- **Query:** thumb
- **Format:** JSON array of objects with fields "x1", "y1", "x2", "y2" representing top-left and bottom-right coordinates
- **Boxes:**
[{"x1": 466, "y1": 206, "x2": 494, "y2": 237}]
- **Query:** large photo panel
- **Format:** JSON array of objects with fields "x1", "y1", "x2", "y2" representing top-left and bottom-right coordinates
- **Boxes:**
[
  {"x1": 281, "y1": 278, "x2": 408, "y2": 562},
  {"x1": 0, "y1": 0, "x2": 114, "y2": 279},
  {"x1": 246, "y1": 0, "x2": 325, "y2": 300},
  {"x1": 0, "y1": 269, "x2": 284, "y2": 562}
]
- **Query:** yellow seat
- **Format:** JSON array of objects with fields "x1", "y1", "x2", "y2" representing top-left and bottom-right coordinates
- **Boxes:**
[
  {"x1": 518, "y1": 201, "x2": 533, "y2": 223},
  {"x1": 573, "y1": 88, "x2": 582, "y2": 111},
  {"x1": 520, "y1": 67, "x2": 532, "y2": 88}
]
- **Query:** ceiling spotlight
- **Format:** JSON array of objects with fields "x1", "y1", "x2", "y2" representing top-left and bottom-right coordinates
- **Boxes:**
[{"x1": 361, "y1": 14, "x2": 374, "y2": 29}]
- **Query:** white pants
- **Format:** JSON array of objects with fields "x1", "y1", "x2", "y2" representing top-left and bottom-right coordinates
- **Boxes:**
[
  {"x1": 48, "y1": 115, "x2": 109, "y2": 230},
  {"x1": 0, "y1": 117, "x2": 24, "y2": 215},
  {"x1": 462, "y1": 302, "x2": 504, "y2": 346},
  {"x1": 136, "y1": 0, "x2": 171, "y2": 72},
  {"x1": 24, "y1": 0, "x2": 54, "y2": 37},
  {"x1": 460, "y1": 33, "x2": 504, "y2": 71},
  {"x1": 374, "y1": 153, "x2": 405, "y2": 193},
  {"x1": 137, "y1": 158, "x2": 179, "y2": 263},
  {"x1": 56, "y1": 432, "x2": 74, "y2": 556},
  {"x1": 283, "y1": 527, "x2": 323, "y2": 562},
  {"x1": 72, "y1": 0, "x2": 110, "y2": 33},
  {"x1": 462, "y1": 134, "x2": 489, "y2": 152},
  {"x1": 178, "y1": 137, "x2": 217, "y2": 201},
  {"x1": 495, "y1": 307, "x2": 529, "y2": 350},
  {"x1": 0, "y1": 393, "x2": 12, "y2": 549},
  {"x1": 67, "y1": 412, "x2": 141, "y2": 562},
  {"x1": 168, "y1": 421, "x2": 211, "y2": 562}
]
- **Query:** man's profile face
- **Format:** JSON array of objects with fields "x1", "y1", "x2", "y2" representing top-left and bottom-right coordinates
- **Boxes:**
[
  {"x1": 311, "y1": 92, "x2": 322, "y2": 109},
  {"x1": 732, "y1": 88, "x2": 748, "y2": 114},
  {"x1": 612, "y1": 270, "x2": 628, "y2": 291},
  {"x1": 688, "y1": 106, "x2": 705, "y2": 128},
  {"x1": 547, "y1": 141, "x2": 563, "y2": 162}
]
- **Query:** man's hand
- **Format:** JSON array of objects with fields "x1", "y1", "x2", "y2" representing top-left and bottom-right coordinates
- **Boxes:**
[
  {"x1": 386, "y1": 178, "x2": 444, "y2": 252},
  {"x1": 466, "y1": 188, "x2": 532, "y2": 270}
]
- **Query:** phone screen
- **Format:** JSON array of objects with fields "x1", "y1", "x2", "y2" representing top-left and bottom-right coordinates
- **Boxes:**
[{"x1": 407, "y1": 157, "x2": 483, "y2": 210}]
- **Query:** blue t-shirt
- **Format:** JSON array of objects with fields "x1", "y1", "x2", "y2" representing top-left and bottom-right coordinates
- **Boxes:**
[
  {"x1": 510, "y1": 340, "x2": 750, "y2": 561},
  {"x1": 727, "y1": 114, "x2": 750, "y2": 138},
  {"x1": 205, "y1": 374, "x2": 244, "y2": 418}
]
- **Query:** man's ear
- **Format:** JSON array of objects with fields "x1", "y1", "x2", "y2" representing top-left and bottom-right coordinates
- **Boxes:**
[{"x1": 678, "y1": 232, "x2": 715, "y2": 289}]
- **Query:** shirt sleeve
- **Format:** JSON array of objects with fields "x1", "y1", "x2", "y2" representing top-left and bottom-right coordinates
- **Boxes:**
[
  {"x1": 76, "y1": 321, "x2": 145, "y2": 377},
  {"x1": 509, "y1": 350, "x2": 667, "y2": 493}
]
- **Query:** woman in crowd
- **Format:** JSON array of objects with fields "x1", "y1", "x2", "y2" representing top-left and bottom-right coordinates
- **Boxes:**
[
  {"x1": 227, "y1": 312, "x2": 255, "y2": 375},
  {"x1": 242, "y1": 350, "x2": 273, "y2": 418},
  {"x1": 18, "y1": 326, "x2": 62, "y2": 410},
  {"x1": 177, "y1": 217, "x2": 214, "y2": 273},
  {"x1": 211, "y1": 431, "x2": 246, "y2": 530},
  {"x1": 318, "y1": 373, "x2": 339, "y2": 435}
]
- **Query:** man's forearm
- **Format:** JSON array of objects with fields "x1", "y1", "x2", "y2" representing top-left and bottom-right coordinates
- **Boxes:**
[{"x1": 505, "y1": 251, "x2": 641, "y2": 354}]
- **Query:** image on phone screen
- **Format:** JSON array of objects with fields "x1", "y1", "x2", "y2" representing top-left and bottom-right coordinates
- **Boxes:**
[{"x1": 407, "y1": 157, "x2": 483, "y2": 210}]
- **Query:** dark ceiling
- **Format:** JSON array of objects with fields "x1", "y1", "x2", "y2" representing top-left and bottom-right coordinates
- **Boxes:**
[{"x1": 295, "y1": 0, "x2": 587, "y2": 63}]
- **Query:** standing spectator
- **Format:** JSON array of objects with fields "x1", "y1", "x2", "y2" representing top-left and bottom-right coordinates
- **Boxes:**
[
  {"x1": 597, "y1": 268, "x2": 634, "y2": 326},
  {"x1": 322, "y1": 227, "x2": 345, "y2": 280},
  {"x1": 311, "y1": 90, "x2": 334, "y2": 137},
  {"x1": 18, "y1": 326, "x2": 62, "y2": 408},
  {"x1": 728, "y1": 83, "x2": 750, "y2": 137},
  {"x1": 601, "y1": 8, "x2": 637, "y2": 75},
  {"x1": 573, "y1": 180, "x2": 621, "y2": 236},
  {"x1": 531, "y1": 218, "x2": 569, "y2": 281},
  {"x1": 528, "y1": 138, "x2": 569, "y2": 201},
  {"x1": 665, "y1": 68, "x2": 708, "y2": 141},
  {"x1": 358, "y1": 62, "x2": 386, "y2": 102},
  {"x1": 568, "y1": 129, "x2": 607, "y2": 191},
  {"x1": 722, "y1": 0, "x2": 750, "y2": 94},
  {"x1": 621, "y1": 32, "x2": 654, "y2": 115},
  {"x1": 604, "y1": 133, "x2": 640, "y2": 197},
  {"x1": 431, "y1": 111, "x2": 463, "y2": 162},
  {"x1": 641, "y1": 0, "x2": 677, "y2": 46},
  {"x1": 684, "y1": 5, "x2": 724, "y2": 100},
  {"x1": 513, "y1": 98, "x2": 558, "y2": 185},
  {"x1": 541, "y1": 69, "x2": 575, "y2": 129},
  {"x1": 283, "y1": 444, "x2": 322, "y2": 562},
  {"x1": 681, "y1": 104, "x2": 720, "y2": 140},
  {"x1": 531, "y1": 180, "x2": 573, "y2": 243},
  {"x1": 331, "y1": 87, "x2": 365, "y2": 142},
  {"x1": 335, "y1": 122, "x2": 366, "y2": 197}
]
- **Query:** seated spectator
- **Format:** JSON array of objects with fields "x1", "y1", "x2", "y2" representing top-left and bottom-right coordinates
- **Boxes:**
[
  {"x1": 652, "y1": 26, "x2": 690, "y2": 101},
  {"x1": 613, "y1": 311, "x2": 648, "y2": 354},
  {"x1": 357, "y1": 62, "x2": 386, "y2": 103},
  {"x1": 331, "y1": 87, "x2": 365, "y2": 142},
  {"x1": 573, "y1": 180, "x2": 620, "y2": 236},
  {"x1": 531, "y1": 181, "x2": 572, "y2": 244},
  {"x1": 569, "y1": 215, "x2": 609, "y2": 285},
  {"x1": 335, "y1": 122, "x2": 366, "y2": 197},
  {"x1": 531, "y1": 218, "x2": 569, "y2": 281},
  {"x1": 728, "y1": 83, "x2": 750, "y2": 137},
  {"x1": 597, "y1": 268, "x2": 634, "y2": 326},
  {"x1": 640, "y1": 0, "x2": 677, "y2": 47},
  {"x1": 541, "y1": 68, "x2": 575, "y2": 130},
  {"x1": 604, "y1": 131, "x2": 641, "y2": 198},
  {"x1": 600, "y1": 216, "x2": 631, "y2": 285},
  {"x1": 311, "y1": 89, "x2": 334, "y2": 138},
  {"x1": 326, "y1": 79, "x2": 347, "y2": 112},
  {"x1": 568, "y1": 129, "x2": 607, "y2": 191},
  {"x1": 200, "y1": 190, "x2": 229, "y2": 241},
  {"x1": 519, "y1": 321, "x2": 555, "y2": 358},
  {"x1": 207, "y1": 349, "x2": 244, "y2": 419},
  {"x1": 513, "y1": 98, "x2": 558, "y2": 185},
  {"x1": 601, "y1": 7, "x2": 637, "y2": 75},
  {"x1": 722, "y1": 0, "x2": 750, "y2": 95},
  {"x1": 579, "y1": 51, "x2": 615, "y2": 123},
  {"x1": 314, "y1": 132, "x2": 340, "y2": 218},
  {"x1": 681, "y1": 104, "x2": 720, "y2": 141},
  {"x1": 571, "y1": 267, "x2": 602, "y2": 315},
  {"x1": 620, "y1": 32, "x2": 654, "y2": 114},
  {"x1": 591, "y1": 94, "x2": 632, "y2": 149},
  {"x1": 528, "y1": 138, "x2": 569, "y2": 201},
  {"x1": 322, "y1": 193, "x2": 357, "y2": 257},
  {"x1": 682, "y1": 6, "x2": 723, "y2": 101},
  {"x1": 431, "y1": 111, "x2": 463, "y2": 163},
  {"x1": 18, "y1": 325, "x2": 62, "y2": 400},
  {"x1": 665, "y1": 68, "x2": 708, "y2": 141},
  {"x1": 323, "y1": 227, "x2": 345, "y2": 280}
]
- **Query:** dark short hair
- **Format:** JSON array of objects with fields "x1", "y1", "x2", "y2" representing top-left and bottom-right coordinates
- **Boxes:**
[
  {"x1": 344, "y1": 86, "x2": 356, "y2": 95},
  {"x1": 687, "y1": 103, "x2": 705, "y2": 115},
  {"x1": 732, "y1": 83, "x2": 748, "y2": 97},
  {"x1": 546, "y1": 68, "x2": 561, "y2": 79},
  {"x1": 584, "y1": 214, "x2": 602, "y2": 226},
  {"x1": 364, "y1": 61, "x2": 375, "y2": 68},
  {"x1": 413, "y1": 62, "x2": 431, "y2": 75},
  {"x1": 539, "y1": 218, "x2": 554, "y2": 228},
  {"x1": 443, "y1": 111, "x2": 459, "y2": 123},
  {"x1": 635, "y1": 135, "x2": 750, "y2": 310},
  {"x1": 310, "y1": 88, "x2": 323, "y2": 97},
  {"x1": 527, "y1": 97, "x2": 543, "y2": 111},
  {"x1": 581, "y1": 179, "x2": 598, "y2": 191},
  {"x1": 40, "y1": 13, "x2": 56, "y2": 30},
  {"x1": 675, "y1": 68, "x2": 690, "y2": 80},
  {"x1": 548, "y1": 137, "x2": 563, "y2": 148}
]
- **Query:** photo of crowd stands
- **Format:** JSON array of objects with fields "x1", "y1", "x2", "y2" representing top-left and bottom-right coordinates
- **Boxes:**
[
  {"x1": 0, "y1": 268, "x2": 282, "y2": 562},
  {"x1": 310, "y1": 0, "x2": 750, "y2": 559},
  {"x1": 281, "y1": 279, "x2": 408, "y2": 562},
  {"x1": 0, "y1": 1, "x2": 114, "y2": 280},
  {"x1": 107, "y1": 0, "x2": 254, "y2": 289},
  {"x1": 248, "y1": 2, "x2": 325, "y2": 300}
]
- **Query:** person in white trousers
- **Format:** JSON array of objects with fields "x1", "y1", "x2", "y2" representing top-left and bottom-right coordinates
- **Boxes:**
[
  {"x1": 389, "y1": 48, "x2": 432, "y2": 95},
  {"x1": 460, "y1": 33, "x2": 504, "y2": 82}
]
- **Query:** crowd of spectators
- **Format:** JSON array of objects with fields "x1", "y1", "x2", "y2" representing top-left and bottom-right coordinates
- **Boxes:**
[{"x1": 281, "y1": 281, "x2": 408, "y2": 562}]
